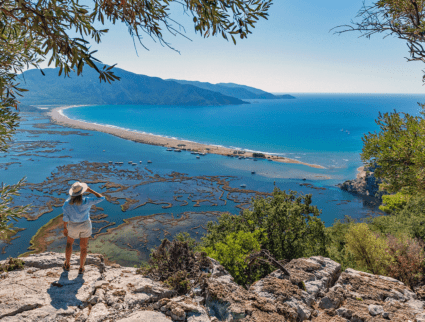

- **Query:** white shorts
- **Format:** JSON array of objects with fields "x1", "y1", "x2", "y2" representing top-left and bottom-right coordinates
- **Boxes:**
[{"x1": 67, "y1": 220, "x2": 92, "y2": 239}]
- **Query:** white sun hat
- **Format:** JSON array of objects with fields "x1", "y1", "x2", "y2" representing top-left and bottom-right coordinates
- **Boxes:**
[{"x1": 69, "y1": 181, "x2": 88, "y2": 196}]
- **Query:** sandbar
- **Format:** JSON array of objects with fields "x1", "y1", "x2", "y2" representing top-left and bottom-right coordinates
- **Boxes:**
[{"x1": 48, "y1": 106, "x2": 325, "y2": 169}]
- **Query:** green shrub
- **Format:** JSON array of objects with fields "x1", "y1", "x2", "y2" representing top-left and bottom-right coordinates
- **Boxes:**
[
  {"x1": 325, "y1": 216, "x2": 358, "y2": 271},
  {"x1": 0, "y1": 257, "x2": 25, "y2": 272},
  {"x1": 203, "y1": 189, "x2": 328, "y2": 260},
  {"x1": 385, "y1": 234, "x2": 425, "y2": 289},
  {"x1": 174, "y1": 232, "x2": 198, "y2": 251},
  {"x1": 379, "y1": 192, "x2": 411, "y2": 214},
  {"x1": 396, "y1": 196, "x2": 425, "y2": 241},
  {"x1": 345, "y1": 223, "x2": 394, "y2": 275},
  {"x1": 367, "y1": 195, "x2": 425, "y2": 241},
  {"x1": 203, "y1": 229, "x2": 266, "y2": 285},
  {"x1": 201, "y1": 188, "x2": 328, "y2": 285},
  {"x1": 136, "y1": 239, "x2": 211, "y2": 294},
  {"x1": 165, "y1": 270, "x2": 191, "y2": 294}
]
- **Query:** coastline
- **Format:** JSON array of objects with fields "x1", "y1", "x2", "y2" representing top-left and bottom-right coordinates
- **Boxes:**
[{"x1": 48, "y1": 106, "x2": 325, "y2": 169}]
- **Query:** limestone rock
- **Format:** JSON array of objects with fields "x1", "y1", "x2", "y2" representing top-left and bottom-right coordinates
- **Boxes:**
[
  {"x1": 337, "y1": 165, "x2": 386, "y2": 200},
  {"x1": 335, "y1": 307, "x2": 353, "y2": 319},
  {"x1": 116, "y1": 310, "x2": 171, "y2": 321},
  {"x1": 1, "y1": 252, "x2": 425, "y2": 322},
  {"x1": 208, "y1": 257, "x2": 234, "y2": 284},
  {"x1": 0, "y1": 262, "x2": 100, "y2": 321},
  {"x1": 367, "y1": 304, "x2": 383, "y2": 316},
  {"x1": 153, "y1": 296, "x2": 209, "y2": 321},
  {"x1": 314, "y1": 268, "x2": 425, "y2": 321},
  {"x1": 416, "y1": 313, "x2": 425, "y2": 322},
  {"x1": 187, "y1": 309, "x2": 212, "y2": 322},
  {"x1": 249, "y1": 256, "x2": 341, "y2": 321},
  {"x1": 0, "y1": 252, "x2": 103, "y2": 270},
  {"x1": 75, "y1": 306, "x2": 90, "y2": 322},
  {"x1": 87, "y1": 302, "x2": 109, "y2": 322}
]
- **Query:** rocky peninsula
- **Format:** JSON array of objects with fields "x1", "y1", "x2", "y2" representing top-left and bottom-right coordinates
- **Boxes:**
[
  {"x1": 1, "y1": 252, "x2": 425, "y2": 321},
  {"x1": 337, "y1": 165, "x2": 385, "y2": 200}
]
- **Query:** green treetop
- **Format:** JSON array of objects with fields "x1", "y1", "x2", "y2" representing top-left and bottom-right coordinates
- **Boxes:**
[{"x1": 361, "y1": 106, "x2": 425, "y2": 195}]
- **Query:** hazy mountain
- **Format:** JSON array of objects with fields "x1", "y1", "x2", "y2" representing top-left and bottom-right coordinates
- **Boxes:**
[
  {"x1": 18, "y1": 66, "x2": 247, "y2": 106},
  {"x1": 16, "y1": 104, "x2": 41, "y2": 112},
  {"x1": 167, "y1": 79, "x2": 295, "y2": 100}
]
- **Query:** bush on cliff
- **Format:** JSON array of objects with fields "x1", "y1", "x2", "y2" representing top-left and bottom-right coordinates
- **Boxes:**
[
  {"x1": 0, "y1": 257, "x2": 25, "y2": 272},
  {"x1": 148, "y1": 194, "x2": 425, "y2": 290},
  {"x1": 136, "y1": 239, "x2": 211, "y2": 294},
  {"x1": 385, "y1": 234, "x2": 425, "y2": 289},
  {"x1": 325, "y1": 216, "x2": 358, "y2": 271},
  {"x1": 344, "y1": 223, "x2": 394, "y2": 275},
  {"x1": 325, "y1": 211, "x2": 425, "y2": 289},
  {"x1": 202, "y1": 229, "x2": 267, "y2": 285},
  {"x1": 201, "y1": 188, "x2": 328, "y2": 284},
  {"x1": 366, "y1": 195, "x2": 425, "y2": 242},
  {"x1": 174, "y1": 232, "x2": 198, "y2": 252},
  {"x1": 379, "y1": 192, "x2": 411, "y2": 214}
]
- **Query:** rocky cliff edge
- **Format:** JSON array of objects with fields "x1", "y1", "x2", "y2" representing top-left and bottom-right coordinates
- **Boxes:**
[
  {"x1": 1, "y1": 252, "x2": 425, "y2": 322},
  {"x1": 337, "y1": 166, "x2": 386, "y2": 200}
]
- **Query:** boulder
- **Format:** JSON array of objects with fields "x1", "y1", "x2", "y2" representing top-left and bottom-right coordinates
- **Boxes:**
[
  {"x1": 314, "y1": 268, "x2": 425, "y2": 321},
  {"x1": 249, "y1": 256, "x2": 341, "y2": 321}
]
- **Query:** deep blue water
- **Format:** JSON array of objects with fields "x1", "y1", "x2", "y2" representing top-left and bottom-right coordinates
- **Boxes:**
[{"x1": 65, "y1": 94, "x2": 425, "y2": 176}]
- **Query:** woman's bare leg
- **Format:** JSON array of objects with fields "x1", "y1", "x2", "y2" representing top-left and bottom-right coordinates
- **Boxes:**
[
  {"x1": 65, "y1": 236, "x2": 74, "y2": 265},
  {"x1": 79, "y1": 237, "x2": 89, "y2": 270}
]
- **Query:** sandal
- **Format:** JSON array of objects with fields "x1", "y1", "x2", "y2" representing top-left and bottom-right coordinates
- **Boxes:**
[
  {"x1": 63, "y1": 261, "x2": 70, "y2": 271},
  {"x1": 78, "y1": 267, "x2": 85, "y2": 274}
]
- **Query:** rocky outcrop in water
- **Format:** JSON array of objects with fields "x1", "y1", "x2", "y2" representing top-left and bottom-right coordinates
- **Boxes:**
[
  {"x1": 337, "y1": 166, "x2": 386, "y2": 200},
  {"x1": 1, "y1": 252, "x2": 424, "y2": 321}
]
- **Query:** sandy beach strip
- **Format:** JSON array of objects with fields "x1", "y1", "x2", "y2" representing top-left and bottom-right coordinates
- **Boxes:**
[{"x1": 48, "y1": 106, "x2": 325, "y2": 169}]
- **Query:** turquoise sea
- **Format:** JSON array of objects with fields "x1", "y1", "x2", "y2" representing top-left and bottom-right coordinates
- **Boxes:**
[
  {"x1": 65, "y1": 93, "x2": 425, "y2": 182},
  {"x1": 1, "y1": 93, "x2": 424, "y2": 261}
]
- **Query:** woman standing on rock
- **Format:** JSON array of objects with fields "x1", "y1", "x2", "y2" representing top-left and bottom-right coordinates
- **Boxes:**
[{"x1": 62, "y1": 182, "x2": 105, "y2": 274}]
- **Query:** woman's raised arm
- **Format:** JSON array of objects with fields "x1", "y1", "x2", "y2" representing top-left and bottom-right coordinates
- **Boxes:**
[{"x1": 87, "y1": 187, "x2": 103, "y2": 198}]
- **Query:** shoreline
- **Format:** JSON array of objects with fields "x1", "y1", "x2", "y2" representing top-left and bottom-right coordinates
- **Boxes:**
[{"x1": 48, "y1": 106, "x2": 326, "y2": 169}]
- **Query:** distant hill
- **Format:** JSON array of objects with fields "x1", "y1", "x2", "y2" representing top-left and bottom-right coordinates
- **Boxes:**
[
  {"x1": 167, "y1": 79, "x2": 295, "y2": 100},
  {"x1": 18, "y1": 66, "x2": 247, "y2": 106}
]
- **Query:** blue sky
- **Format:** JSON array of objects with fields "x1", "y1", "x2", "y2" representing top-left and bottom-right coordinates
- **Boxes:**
[{"x1": 64, "y1": 1, "x2": 425, "y2": 93}]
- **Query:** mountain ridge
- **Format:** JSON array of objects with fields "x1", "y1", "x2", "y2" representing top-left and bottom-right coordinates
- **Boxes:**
[
  {"x1": 17, "y1": 66, "x2": 247, "y2": 106},
  {"x1": 167, "y1": 79, "x2": 295, "y2": 100}
]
